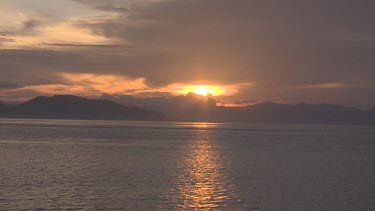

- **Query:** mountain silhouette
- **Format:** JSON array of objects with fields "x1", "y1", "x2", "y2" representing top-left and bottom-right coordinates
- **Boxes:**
[
  {"x1": 214, "y1": 101, "x2": 372, "y2": 124},
  {"x1": 0, "y1": 101, "x2": 7, "y2": 114},
  {"x1": 0, "y1": 95, "x2": 164, "y2": 121},
  {"x1": 1, "y1": 95, "x2": 374, "y2": 125}
]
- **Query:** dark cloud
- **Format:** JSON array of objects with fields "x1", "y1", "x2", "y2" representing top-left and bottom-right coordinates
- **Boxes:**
[
  {"x1": 0, "y1": 37, "x2": 15, "y2": 43},
  {"x1": 73, "y1": 0, "x2": 129, "y2": 12},
  {"x1": 4, "y1": 11, "x2": 61, "y2": 37},
  {"x1": 0, "y1": 81, "x2": 20, "y2": 90},
  {"x1": 19, "y1": 16, "x2": 57, "y2": 35},
  {"x1": 23, "y1": 19, "x2": 41, "y2": 30},
  {"x1": 74, "y1": 0, "x2": 375, "y2": 85},
  {"x1": 0, "y1": 28, "x2": 16, "y2": 36}
]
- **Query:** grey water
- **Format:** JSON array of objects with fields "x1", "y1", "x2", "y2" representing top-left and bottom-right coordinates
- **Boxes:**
[{"x1": 1, "y1": 118, "x2": 375, "y2": 210}]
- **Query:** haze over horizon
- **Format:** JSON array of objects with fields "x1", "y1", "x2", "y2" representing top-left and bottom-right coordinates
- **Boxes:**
[{"x1": 1, "y1": 0, "x2": 375, "y2": 108}]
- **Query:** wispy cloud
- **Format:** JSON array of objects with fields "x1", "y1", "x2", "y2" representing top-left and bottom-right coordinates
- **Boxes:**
[
  {"x1": 0, "y1": 10, "x2": 122, "y2": 50},
  {"x1": 305, "y1": 82, "x2": 351, "y2": 89}
]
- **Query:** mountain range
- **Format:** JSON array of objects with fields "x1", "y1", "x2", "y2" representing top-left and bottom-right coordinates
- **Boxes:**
[
  {"x1": 0, "y1": 95, "x2": 164, "y2": 121},
  {"x1": 0, "y1": 94, "x2": 374, "y2": 125},
  {"x1": 213, "y1": 102, "x2": 374, "y2": 125}
]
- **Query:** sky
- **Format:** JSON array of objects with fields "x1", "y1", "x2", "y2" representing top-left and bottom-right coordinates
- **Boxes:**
[{"x1": 0, "y1": 0, "x2": 374, "y2": 108}]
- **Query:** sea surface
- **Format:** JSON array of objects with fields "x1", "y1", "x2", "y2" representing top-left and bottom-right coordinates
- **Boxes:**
[{"x1": 1, "y1": 118, "x2": 375, "y2": 210}]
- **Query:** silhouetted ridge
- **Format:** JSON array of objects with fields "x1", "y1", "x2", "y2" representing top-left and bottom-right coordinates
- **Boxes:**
[
  {"x1": 0, "y1": 101, "x2": 6, "y2": 114},
  {"x1": 214, "y1": 101, "x2": 372, "y2": 124},
  {"x1": 1, "y1": 95, "x2": 164, "y2": 121},
  {"x1": 367, "y1": 109, "x2": 375, "y2": 122},
  {"x1": 101, "y1": 93, "x2": 375, "y2": 125},
  {"x1": 1, "y1": 95, "x2": 375, "y2": 124}
]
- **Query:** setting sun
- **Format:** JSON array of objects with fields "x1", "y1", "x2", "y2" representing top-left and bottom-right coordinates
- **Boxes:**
[
  {"x1": 195, "y1": 86, "x2": 210, "y2": 96},
  {"x1": 179, "y1": 85, "x2": 226, "y2": 96}
]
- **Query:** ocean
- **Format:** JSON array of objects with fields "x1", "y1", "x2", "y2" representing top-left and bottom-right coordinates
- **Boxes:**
[{"x1": 1, "y1": 118, "x2": 375, "y2": 210}]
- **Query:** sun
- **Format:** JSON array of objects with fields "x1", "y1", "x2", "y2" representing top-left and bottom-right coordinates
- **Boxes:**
[
  {"x1": 179, "y1": 85, "x2": 226, "y2": 96},
  {"x1": 194, "y1": 86, "x2": 210, "y2": 96}
]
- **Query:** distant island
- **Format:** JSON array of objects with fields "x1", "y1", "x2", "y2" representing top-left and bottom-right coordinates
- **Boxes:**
[
  {"x1": 0, "y1": 95, "x2": 165, "y2": 121},
  {"x1": 0, "y1": 94, "x2": 374, "y2": 125}
]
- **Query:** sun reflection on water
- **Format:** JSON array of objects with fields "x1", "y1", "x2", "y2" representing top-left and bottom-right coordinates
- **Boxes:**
[{"x1": 175, "y1": 127, "x2": 237, "y2": 209}]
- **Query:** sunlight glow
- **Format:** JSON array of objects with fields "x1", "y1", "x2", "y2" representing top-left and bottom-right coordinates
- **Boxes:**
[{"x1": 179, "y1": 85, "x2": 226, "y2": 96}]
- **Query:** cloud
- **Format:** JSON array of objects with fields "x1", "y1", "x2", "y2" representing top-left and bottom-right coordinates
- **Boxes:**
[
  {"x1": 10, "y1": 73, "x2": 149, "y2": 97},
  {"x1": 22, "y1": 19, "x2": 42, "y2": 31},
  {"x1": 43, "y1": 43, "x2": 133, "y2": 48},
  {"x1": 0, "y1": 37, "x2": 15, "y2": 45},
  {"x1": 0, "y1": 3, "x2": 120, "y2": 49},
  {"x1": 0, "y1": 72, "x2": 251, "y2": 102},
  {"x1": 74, "y1": 0, "x2": 130, "y2": 13},
  {"x1": 72, "y1": 0, "x2": 375, "y2": 86},
  {"x1": 59, "y1": 72, "x2": 149, "y2": 94},
  {"x1": 305, "y1": 82, "x2": 351, "y2": 89},
  {"x1": 0, "y1": 81, "x2": 19, "y2": 89},
  {"x1": 1, "y1": 0, "x2": 375, "y2": 107},
  {"x1": 1, "y1": 18, "x2": 113, "y2": 49}
]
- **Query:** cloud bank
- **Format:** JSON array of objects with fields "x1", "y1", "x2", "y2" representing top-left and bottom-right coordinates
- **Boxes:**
[{"x1": 0, "y1": 0, "x2": 375, "y2": 108}]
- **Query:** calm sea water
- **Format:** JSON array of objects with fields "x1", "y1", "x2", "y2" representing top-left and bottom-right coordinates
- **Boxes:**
[{"x1": 1, "y1": 118, "x2": 375, "y2": 210}]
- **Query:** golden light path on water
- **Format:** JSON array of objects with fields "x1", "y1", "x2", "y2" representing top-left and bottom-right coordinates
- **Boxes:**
[{"x1": 174, "y1": 123, "x2": 239, "y2": 209}]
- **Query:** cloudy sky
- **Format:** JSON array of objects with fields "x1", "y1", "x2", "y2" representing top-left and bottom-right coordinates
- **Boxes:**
[{"x1": 0, "y1": 0, "x2": 374, "y2": 108}]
